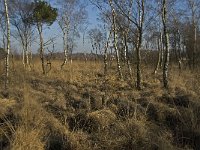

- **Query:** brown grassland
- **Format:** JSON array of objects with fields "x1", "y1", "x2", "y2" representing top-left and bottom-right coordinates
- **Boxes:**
[{"x1": 0, "y1": 59, "x2": 200, "y2": 150}]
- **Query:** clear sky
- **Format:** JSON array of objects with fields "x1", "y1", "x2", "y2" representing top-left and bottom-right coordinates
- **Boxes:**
[
  {"x1": 7, "y1": 0, "x2": 100, "y2": 54},
  {"x1": 41, "y1": 0, "x2": 100, "y2": 54}
]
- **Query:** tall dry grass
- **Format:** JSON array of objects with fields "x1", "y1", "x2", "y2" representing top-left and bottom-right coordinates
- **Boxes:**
[{"x1": 0, "y1": 58, "x2": 200, "y2": 150}]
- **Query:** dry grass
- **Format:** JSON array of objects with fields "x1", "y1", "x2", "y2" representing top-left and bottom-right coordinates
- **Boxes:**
[
  {"x1": 0, "y1": 99, "x2": 16, "y2": 117},
  {"x1": 0, "y1": 59, "x2": 200, "y2": 150}
]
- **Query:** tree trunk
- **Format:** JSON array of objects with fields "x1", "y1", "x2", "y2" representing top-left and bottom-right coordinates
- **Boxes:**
[
  {"x1": 61, "y1": 32, "x2": 67, "y2": 68},
  {"x1": 113, "y1": 22, "x2": 123, "y2": 80},
  {"x1": 123, "y1": 34, "x2": 127, "y2": 65},
  {"x1": 26, "y1": 48, "x2": 29, "y2": 67},
  {"x1": 109, "y1": 47, "x2": 114, "y2": 67},
  {"x1": 22, "y1": 48, "x2": 25, "y2": 68},
  {"x1": 154, "y1": 33, "x2": 162, "y2": 74},
  {"x1": 162, "y1": 0, "x2": 170, "y2": 89},
  {"x1": 136, "y1": 35, "x2": 142, "y2": 90},
  {"x1": 124, "y1": 33, "x2": 132, "y2": 78},
  {"x1": 22, "y1": 42, "x2": 29, "y2": 68},
  {"x1": 174, "y1": 33, "x2": 178, "y2": 63},
  {"x1": 193, "y1": 24, "x2": 196, "y2": 69},
  {"x1": 95, "y1": 43, "x2": 98, "y2": 62},
  {"x1": 61, "y1": 27, "x2": 69, "y2": 69},
  {"x1": 4, "y1": 0, "x2": 10, "y2": 91},
  {"x1": 37, "y1": 23, "x2": 45, "y2": 74},
  {"x1": 29, "y1": 41, "x2": 33, "y2": 67},
  {"x1": 109, "y1": 0, "x2": 123, "y2": 80},
  {"x1": 25, "y1": 33, "x2": 29, "y2": 67},
  {"x1": 136, "y1": 0, "x2": 144, "y2": 90},
  {"x1": 104, "y1": 29, "x2": 112, "y2": 76},
  {"x1": 160, "y1": 32, "x2": 164, "y2": 68},
  {"x1": 177, "y1": 30, "x2": 182, "y2": 73}
]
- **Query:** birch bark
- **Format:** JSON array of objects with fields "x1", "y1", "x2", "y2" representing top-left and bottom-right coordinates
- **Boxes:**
[{"x1": 4, "y1": 0, "x2": 10, "y2": 90}]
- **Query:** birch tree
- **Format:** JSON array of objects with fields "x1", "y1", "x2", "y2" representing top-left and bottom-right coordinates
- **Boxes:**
[
  {"x1": 154, "y1": 32, "x2": 164, "y2": 74},
  {"x1": 10, "y1": 0, "x2": 34, "y2": 68},
  {"x1": 0, "y1": 6, "x2": 6, "y2": 51},
  {"x1": 57, "y1": 0, "x2": 88, "y2": 68},
  {"x1": 3, "y1": 0, "x2": 10, "y2": 91},
  {"x1": 103, "y1": 28, "x2": 112, "y2": 76},
  {"x1": 109, "y1": 0, "x2": 123, "y2": 80},
  {"x1": 122, "y1": 20, "x2": 133, "y2": 79},
  {"x1": 114, "y1": 0, "x2": 145, "y2": 89},
  {"x1": 91, "y1": 0, "x2": 149, "y2": 86},
  {"x1": 162, "y1": 0, "x2": 170, "y2": 88},
  {"x1": 88, "y1": 0, "x2": 114, "y2": 77},
  {"x1": 135, "y1": 0, "x2": 145, "y2": 90},
  {"x1": 114, "y1": 7, "x2": 133, "y2": 79},
  {"x1": 169, "y1": 14, "x2": 183, "y2": 72},
  {"x1": 88, "y1": 27, "x2": 105, "y2": 62},
  {"x1": 186, "y1": 0, "x2": 200, "y2": 69}
]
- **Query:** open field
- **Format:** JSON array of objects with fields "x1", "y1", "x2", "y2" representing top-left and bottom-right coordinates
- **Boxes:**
[
  {"x1": 0, "y1": 60, "x2": 200, "y2": 150},
  {"x1": 1, "y1": 0, "x2": 200, "y2": 149}
]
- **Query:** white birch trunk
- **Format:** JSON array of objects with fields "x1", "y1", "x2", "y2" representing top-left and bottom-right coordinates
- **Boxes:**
[
  {"x1": 124, "y1": 33, "x2": 132, "y2": 78},
  {"x1": 4, "y1": 0, "x2": 10, "y2": 91},
  {"x1": 154, "y1": 33, "x2": 162, "y2": 74},
  {"x1": 22, "y1": 48, "x2": 25, "y2": 67},
  {"x1": 61, "y1": 26, "x2": 69, "y2": 69},
  {"x1": 136, "y1": 0, "x2": 144, "y2": 90},
  {"x1": 104, "y1": 29, "x2": 112, "y2": 76},
  {"x1": 109, "y1": 0, "x2": 123, "y2": 80},
  {"x1": 37, "y1": 22, "x2": 45, "y2": 74},
  {"x1": 162, "y1": 0, "x2": 170, "y2": 88}
]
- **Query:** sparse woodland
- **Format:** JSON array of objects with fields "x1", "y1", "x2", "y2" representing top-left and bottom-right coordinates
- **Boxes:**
[{"x1": 0, "y1": 0, "x2": 200, "y2": 149}]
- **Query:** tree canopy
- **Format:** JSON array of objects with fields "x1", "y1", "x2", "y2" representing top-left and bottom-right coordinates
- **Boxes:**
[{"x1": 31, "y1": 0, "x2": 58, "y2": 26}]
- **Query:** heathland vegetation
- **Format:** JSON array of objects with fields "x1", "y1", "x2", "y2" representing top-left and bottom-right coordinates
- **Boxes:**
[{"x1": 0, "y1": 0, "x2": 200, "y2": 150}]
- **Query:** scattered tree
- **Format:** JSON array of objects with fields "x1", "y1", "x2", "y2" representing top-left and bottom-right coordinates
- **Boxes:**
[
  {"x1": 10, "y1": 0, "x2": 35, "y2": 68},
  {"x1": 162, "y1": 0, "x2": 170, "y2": 88},
  {"x1": 57, "y1": 0, "x2": 88, "y2": 68},
  {"x1": 109, "y1": 0, "x2": 123, "y2": 80},
  {"x1": 3, "y1": 0, "x2": 10, "y2": 91},
  {"x1": 31, "y1": 0, "x2": 57, "y2": 74}
]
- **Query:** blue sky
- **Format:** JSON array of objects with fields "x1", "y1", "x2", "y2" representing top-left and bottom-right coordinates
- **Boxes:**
[
  {"x1": 41, "y1": 0, "x2": 100, "y2": 53},
  {"x1": 8, "y1": 0, "x2": 100, "y2": 54}
]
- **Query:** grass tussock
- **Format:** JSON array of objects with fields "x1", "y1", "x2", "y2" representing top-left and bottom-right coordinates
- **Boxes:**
[{"x1": 0, "y1": 59, "x2": 200, "y2": 150}]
